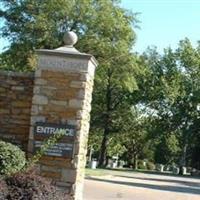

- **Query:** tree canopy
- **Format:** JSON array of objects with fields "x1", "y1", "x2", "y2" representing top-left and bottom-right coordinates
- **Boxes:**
[{"x1": 0, "y1": 0, "x2": 137, "y2": 71}]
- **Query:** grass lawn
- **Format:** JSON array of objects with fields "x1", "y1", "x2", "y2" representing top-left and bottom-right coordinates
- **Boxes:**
[
  {"x1": 85, "y1": 168, "x2": 138, "y2": 177},
  {"x1": 85, "y1": 168, "x2": 109, "y2": 177}
]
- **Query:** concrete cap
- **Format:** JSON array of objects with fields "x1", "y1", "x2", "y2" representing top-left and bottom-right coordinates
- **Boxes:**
[{"x1": 36, "y1": 31, "x2": 98, "y2": 67}]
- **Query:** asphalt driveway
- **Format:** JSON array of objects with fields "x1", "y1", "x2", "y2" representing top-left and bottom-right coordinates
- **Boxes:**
[{"x1": 83, "y1": 171, "x2": 200, "y2": 200}]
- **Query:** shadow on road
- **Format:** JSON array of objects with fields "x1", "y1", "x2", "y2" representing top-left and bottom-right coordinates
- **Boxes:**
[
  {"x1": 116, "y1": 175, "x2": 200, "y2": 188},
  {"x1": 86, "y1": 177, "x2": 200, "y2": 195}
]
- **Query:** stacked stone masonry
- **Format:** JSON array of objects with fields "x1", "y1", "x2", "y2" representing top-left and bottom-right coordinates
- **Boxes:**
[
  {"x1": 0, "y1": 64, "x2": 95, "y2": 200},
  {"x1": 29, "y1": 68, "x2": 95, "y2": 199},
  {"x1": 0, "y1": 70, "x2": 34, "y2": 151}
]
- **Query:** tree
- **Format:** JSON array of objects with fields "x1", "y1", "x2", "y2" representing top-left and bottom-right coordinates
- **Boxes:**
[
  {"x1": 92, "y1": 54, "x2": 140, "y2": 166},
  {"x1": 115, "y1": 107, "x2": 150, "y2": 169},
  {"x1": 0, "y1": 0, "x2": 139, "y2": 166},
  {"x1": 140, "y1": 39, "x2": 200, "y2": 171},
  {"x1": 0, "y1": 0, "x2": 137, "y2": 70},
  {"x1": 154, "y1": 133, "x2": 180, "y2": 165}
]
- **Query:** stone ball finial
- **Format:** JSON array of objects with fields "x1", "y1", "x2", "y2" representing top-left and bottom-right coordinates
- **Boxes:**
[{"x1": 63, "y1": 31, "x2": 78, "y2": 46}]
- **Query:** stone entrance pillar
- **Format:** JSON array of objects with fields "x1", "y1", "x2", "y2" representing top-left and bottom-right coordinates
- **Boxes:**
[{"x1": 28, "y1": 32, "x2": 97, "y2": 200}]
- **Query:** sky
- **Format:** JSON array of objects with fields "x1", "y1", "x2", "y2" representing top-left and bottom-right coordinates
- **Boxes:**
[
  {"x1": 0, "y1": 19, "x2": 6, "y2": 52},
  {"x1": 0, "y1": 0, "x2": 200, "y2": 53},
  {"x1": 121, "y1": 0, "x2": 200, "y2": 53}
]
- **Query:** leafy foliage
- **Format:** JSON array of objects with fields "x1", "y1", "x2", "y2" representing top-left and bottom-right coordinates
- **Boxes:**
[
  {"x1": 137, "y1": 160, "x2": 147, "y2": 170},
  {"x1": 139, "y1": 39, "x2": 200, "y2": 169},
  {"x1": 146, "y1": 161, "x2": 155, "y2": 171},
  {"x1": 0, "y1": 131, "x2": 71, "y2": 199},
  {"x1": 154, "y1": 134, "x2": 180, "y2": 165},
  {"x1": 0, "y1": 140, "x2": 26, "y2": 176},
  {"x1": 0, "y1": 170, "x2": 68, "y2": 200},
  {"x1": 0, "y1": 0, "x2": 138, "y2": 71}
]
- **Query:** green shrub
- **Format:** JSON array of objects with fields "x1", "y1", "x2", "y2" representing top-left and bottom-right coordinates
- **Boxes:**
[
  {"x1": 0, "y1": 141, "x2": 26, "y2": 176},
  {"x1": 137, "y1": 160, "x2": 147, "y2": 170},
  {"x1": 146, "y1": 162, "x2": 156, "y2": 171}
]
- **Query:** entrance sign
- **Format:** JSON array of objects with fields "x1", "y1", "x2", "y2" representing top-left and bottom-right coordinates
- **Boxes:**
[
  {"x1": 35, "y1": 122, "x2": 75, "y2": 137},
  {"x1": 34, "y1": 123, "x2": 76, "y2": 158}
]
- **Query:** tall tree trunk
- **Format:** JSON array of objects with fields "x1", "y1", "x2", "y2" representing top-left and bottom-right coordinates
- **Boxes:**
[
  {"x1": 98, "y1": 128, "x2": 109, "y2": 167},
  {"x1": 179, "y1": 143, "x2": 187, "y2": 175},
  {"x1": 98, "y1": 69, "x2": 112, "y2": 167},
  {"x1": 133, "y1": 154, "x2": 138, "y2": 170},
  {"x1": 88, "y1": 145, "x2": 93, "y2": 163}
]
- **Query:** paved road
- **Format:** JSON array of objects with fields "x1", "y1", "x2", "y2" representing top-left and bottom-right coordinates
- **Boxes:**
[{"x1": 83, "y1": 172, "x2": 200, "y2": 200}]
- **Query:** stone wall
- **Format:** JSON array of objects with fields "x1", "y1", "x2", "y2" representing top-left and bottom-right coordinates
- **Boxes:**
[{"x1": 0, "y1": 70, "x2": 34, "y2": 151}]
